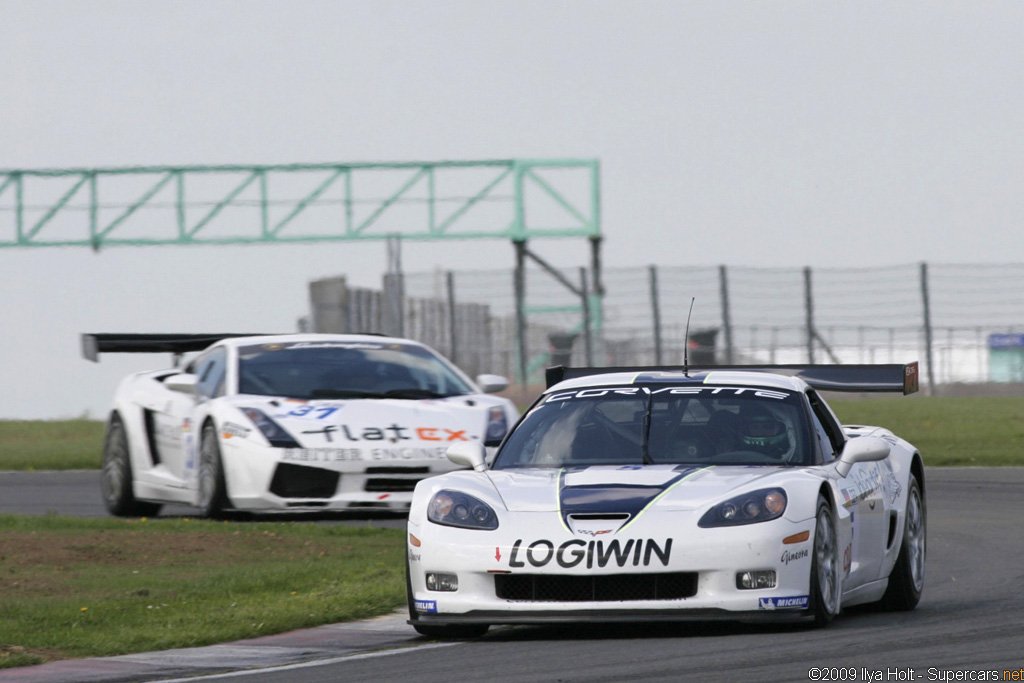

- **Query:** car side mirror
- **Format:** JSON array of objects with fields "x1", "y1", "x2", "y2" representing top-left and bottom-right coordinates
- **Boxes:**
[
  {"x1": 475, "y1": 374, "x2": 509, "y2": 394},
  {"x1": 447, "y1": 441, "x2": 487, "y2": 471},
  {"x1": 164, "y1": 373, "x2": 199, "y2": 396},
  {"x1": 835, "y1": 436, "x2": 891, "y2": 477}
]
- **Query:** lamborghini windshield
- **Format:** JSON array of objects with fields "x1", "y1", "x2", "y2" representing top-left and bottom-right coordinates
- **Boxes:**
[
  {"x1": 236, "y1": 341, "x2": 475, "y2": 400},
  {"x1": 492, "y1": 384, "x2": 812, "y2": 468}
]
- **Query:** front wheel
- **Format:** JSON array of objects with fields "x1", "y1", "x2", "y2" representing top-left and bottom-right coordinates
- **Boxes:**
[
  {"x1": 197, "y1": 423, "x2": 230, "y2": 517},
  {"x1": 878, "y1": 474, "x2": 925, "y2": 610},
  {"x1": 100, "y1": 415, "x2": 162, "y2": 517},
  {"x1": 808, "y1": 496, "x2": 840, "y2": 627}
]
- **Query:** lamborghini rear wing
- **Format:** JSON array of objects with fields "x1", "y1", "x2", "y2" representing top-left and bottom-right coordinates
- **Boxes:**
[
  {"x1": 81, "y1": 333, "x2": 267, "y2": 362},
  {"x1": 545, "y1": 362, "x2": 920, "y2": 395}
]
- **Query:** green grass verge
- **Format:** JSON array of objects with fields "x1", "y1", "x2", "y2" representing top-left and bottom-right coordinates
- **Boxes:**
[
  {"x1": 829, "y1": 395, "x2": 1024, "y2": 466},
  {"x1": 0, "y1": 419, "x2": 104, "y2": 470},
  {"x1": 0, "y1": 515, "x2": 406, "y2": 668}
]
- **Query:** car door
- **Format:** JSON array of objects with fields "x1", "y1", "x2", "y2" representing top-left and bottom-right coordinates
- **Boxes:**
[
  {"x1": 807, "y1": 390, "x2": 888, "y2": 588},
  {"x1": 148, "y1": 387, "x2": 195, "y2": 488},
  {"x1": 158, "y1": 347, "x2": 228, "y2": 486}
]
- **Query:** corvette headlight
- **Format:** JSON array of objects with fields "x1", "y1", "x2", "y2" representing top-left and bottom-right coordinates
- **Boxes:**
[
  {"x1": 484, "y1": 406, "x2": 508, "y2": 446},
  {"x1": 428, "y1": 490, "x2": 499, "y2": 530},
  {"x1": 698, "y1": 488, "x2": 787, "y2": 528},
  {"x1": 240, "y1": 407, "x2": 300, "y2": 448}
]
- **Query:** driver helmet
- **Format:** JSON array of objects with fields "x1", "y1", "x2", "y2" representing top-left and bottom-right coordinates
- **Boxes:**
[{"x1": 738, "y1": 404, "x2": 790, "y2": 456}]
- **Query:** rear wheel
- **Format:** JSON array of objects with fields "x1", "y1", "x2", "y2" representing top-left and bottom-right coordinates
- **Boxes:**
[
  {"x1": 406, "y1": 558, "x2": 489, "y2": 639},
  {"x1": 879, "y1": 474, "x2": 925, "y2": 610},
  {"x1": 197, "y1": 423, "x2": 230, "y2": 517},
  {"x1": 808, "y1": 496, "x2": 840, "y2": 627},
  {"x1": 100, "y1": 415, "x2": 162, "y2": 517}
]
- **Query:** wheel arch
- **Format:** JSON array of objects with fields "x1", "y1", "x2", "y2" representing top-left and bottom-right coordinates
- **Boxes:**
[
  {"x1": 818, "y1": 481, "x2": 835, "y2": 511},
  {"x1": 909, "y1": 452, "x2": 925, "y2": 500},
  {"x1": 200, "y1": 414, "x2": 219, "y2": 437}
]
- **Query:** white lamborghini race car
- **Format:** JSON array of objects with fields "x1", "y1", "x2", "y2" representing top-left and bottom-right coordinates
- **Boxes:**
[
  {"x1": 83, "y1": 333, "x2": 518, "y2": 517},
  {"x1": 406, "y1": 362, "x2": 925, "y2": 636}
]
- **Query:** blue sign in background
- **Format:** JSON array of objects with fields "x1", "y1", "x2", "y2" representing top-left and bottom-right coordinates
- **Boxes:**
[{"x1": 988, "y1": 333, "x2": 1024, "y2": 349}]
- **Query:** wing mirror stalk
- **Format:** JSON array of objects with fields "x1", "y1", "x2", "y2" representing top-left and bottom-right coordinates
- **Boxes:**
[
  {"x1": 164, "y1": 373, "x2": 199, "y2": 397},
  {"x1": 447, "y1": 441, "x2": 487, "y2": 471},
  {"x1": 835, "y1": 436, "x2": 891, "y2": 477}
]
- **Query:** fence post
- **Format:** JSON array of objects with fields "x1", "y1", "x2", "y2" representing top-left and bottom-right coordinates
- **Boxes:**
[
  {"x1": 383, "y1": 235, "x2": 404, "y2": 337},
  {"x1": 513, "y1": 240, "x2": 528, "y2": 386},
  {"x1": 649, "y1": 265, "x2": 662, "y2": 364},
  {"x1": 446, "y1": 271, "x2": 457, "y2": 363},
  {"x1": 804, "y1": 266, "x2": 815, "y2": 363},
  {"x1": 920, "y1": 261, "x2": 936, "y2": 395},
  {"x1": 580, "y1": 267, "x2": 593, "y2": 365},
  {"x1": 719, "y1": 265, "x2": 733, "y2": 364},
  {"x1": 589, "y1": 235, "x2": 605, "y2": 365}
]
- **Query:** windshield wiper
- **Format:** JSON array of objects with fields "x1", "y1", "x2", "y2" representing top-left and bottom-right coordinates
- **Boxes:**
[
  {"x1": 380, "y1": 388, "x2": 451, "y2": 399},
  {"x1": 309, "y1": 389, "x2": 382, "y2": 399},
  {"x1": 308, "y1": 388, "x2": 452, "y2": 400}
]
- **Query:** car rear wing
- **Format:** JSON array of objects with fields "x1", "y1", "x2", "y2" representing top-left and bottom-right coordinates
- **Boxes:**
[
  {"x1": 81, "y1": 333, "x2": 267, "y2": 362},
  {"x1": 545, "y1": 362, "x2": 920, "y2": 395}
]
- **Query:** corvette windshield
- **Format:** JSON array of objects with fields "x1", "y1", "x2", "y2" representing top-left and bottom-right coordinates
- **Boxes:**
[
  {"x1": 236, "y1": 341, "x2": 474, "y2": 400},
  {"x1": 492, "y1": 385, "x2": 811, "y2": 468}
]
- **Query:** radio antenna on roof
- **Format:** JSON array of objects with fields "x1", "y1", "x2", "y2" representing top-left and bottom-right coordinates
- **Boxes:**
[{"x1": 683, "y1": 297, "x2": 695, "y2": 377}]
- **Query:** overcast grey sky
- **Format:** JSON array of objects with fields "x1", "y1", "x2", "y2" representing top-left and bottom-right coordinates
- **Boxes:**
[{"x1": 3, "y1": 1, "x2": 1023, "y2": 419}]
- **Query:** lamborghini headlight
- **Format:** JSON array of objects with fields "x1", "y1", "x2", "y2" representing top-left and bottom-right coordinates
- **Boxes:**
[
  {"x1": 240, "y1": 407, "x2": 300, "y2": 448},
  {"x1": 428, "y1": 490, "x2": 499, "y2": 530},
  {"x1": 698, "y1": 488, "x2": 787, "y2": 528}
]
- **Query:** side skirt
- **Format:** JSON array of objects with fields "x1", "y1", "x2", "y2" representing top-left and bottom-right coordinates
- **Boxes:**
[{"x1": 841, "y1": 578, "x2": 889, "y2": 608}]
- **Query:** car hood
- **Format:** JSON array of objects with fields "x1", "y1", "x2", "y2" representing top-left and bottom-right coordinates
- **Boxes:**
[
  {"x1": 486, "y1": 465, "x2": 795, "y2": 515},
  {"x1": 222, "y1": 394, "x2": 508, "y2": 449}
]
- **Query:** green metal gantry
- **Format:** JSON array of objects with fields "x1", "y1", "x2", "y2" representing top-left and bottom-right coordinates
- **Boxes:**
[{"x1": 0, "y1": 159, "x2": 599, "y2": 247}]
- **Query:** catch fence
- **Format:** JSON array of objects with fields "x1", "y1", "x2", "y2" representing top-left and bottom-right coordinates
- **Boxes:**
[{"x1": 306, "y1": 262, "x2": 1024, "y2": 396}]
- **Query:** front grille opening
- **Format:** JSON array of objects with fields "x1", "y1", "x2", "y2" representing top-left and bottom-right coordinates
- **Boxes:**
[
  {"x1": 495, "y1": 572, "x2": 697, "y2": 602},
  {"x1": 269, "y1": 463, "x2": 339, "y2": 498},
  {"x1": 364, "y1": 478, "x2": 421, "y2": 493},
  {"x1": 365, "y1": 467, "x2": 430, "y2": 474},
  {"x1": 568, "y1": 513, "x2": 630, "y2": 521}
]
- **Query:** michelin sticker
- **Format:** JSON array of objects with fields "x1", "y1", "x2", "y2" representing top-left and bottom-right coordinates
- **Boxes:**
[
  {"x1": 415, "y1": 600, "x2": 438, "y2": 614},
  {"x1": 758, "y1": 596, "x2": 809, "y2": 610}
]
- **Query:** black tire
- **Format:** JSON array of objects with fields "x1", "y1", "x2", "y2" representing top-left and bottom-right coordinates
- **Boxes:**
[
  {"x1": 879, "y1": 474, "x2": 925, "y2": 610},
  {"x1": 197, "y1": 423, "x2": 230, "y2": 518},
  {"x1": 100, "y1": 415, "x2": 162, "y2": 517},
  {"x1": 807, "y1": 496, "x2": 840, "y2": 627},
  {"x1": 406, "y1": 558, "x2": 489, "y2": 639}
]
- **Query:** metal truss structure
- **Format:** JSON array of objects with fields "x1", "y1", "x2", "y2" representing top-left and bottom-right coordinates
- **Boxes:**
[{"x1": 0, "y1": 159, "x2": 599, "y2": 248}]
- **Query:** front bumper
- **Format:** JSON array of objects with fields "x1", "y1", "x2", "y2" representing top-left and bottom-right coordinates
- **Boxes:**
[
  {"x1": 219, "y1": 439, "x2": 459, "y2": 511},
  {"x1": 407, "y1": 511, "x2": 818, "y2": 623}
]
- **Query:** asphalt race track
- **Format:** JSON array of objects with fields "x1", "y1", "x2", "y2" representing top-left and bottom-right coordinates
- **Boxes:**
[{"x1": 1, "y1": 467, "x2": 1022, "y2": 683}]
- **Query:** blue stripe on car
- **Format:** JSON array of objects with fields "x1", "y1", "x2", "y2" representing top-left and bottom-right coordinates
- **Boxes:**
[{"x1": 558, "y1": 466, "x2": 707, "y2": 530}]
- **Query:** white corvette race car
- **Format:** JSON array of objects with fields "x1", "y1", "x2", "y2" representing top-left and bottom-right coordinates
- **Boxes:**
[
  {"x1": 83, "y1": 333, "x2": 518, "y2": 517},
  {"x1": 406, "y1": 363, "x2": 925, "y2": 636}
]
